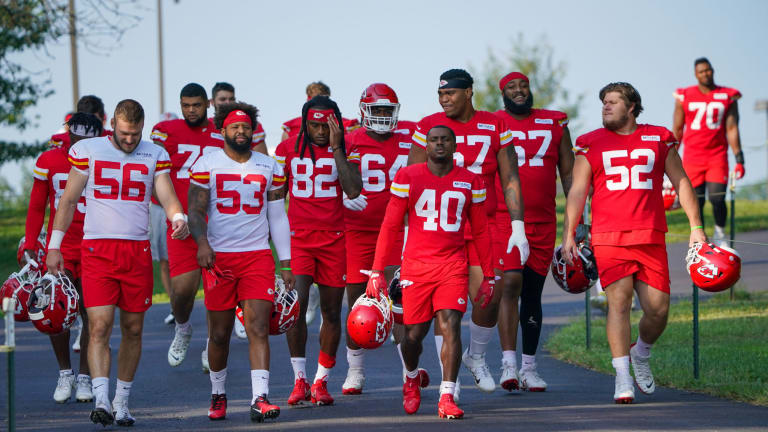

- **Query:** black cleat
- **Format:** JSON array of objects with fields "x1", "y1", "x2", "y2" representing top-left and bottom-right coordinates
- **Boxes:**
[
  {"x1": 90, "y1": 408, "x2": 114, "y2": 427},
  {"x1": 251, "y1": 395, "x2": 280, "y2": 422}
]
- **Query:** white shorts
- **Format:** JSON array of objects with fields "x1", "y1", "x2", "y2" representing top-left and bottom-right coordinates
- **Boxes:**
[{"x1": 149, "y1": 203, "x2": 168, "y2": 261}]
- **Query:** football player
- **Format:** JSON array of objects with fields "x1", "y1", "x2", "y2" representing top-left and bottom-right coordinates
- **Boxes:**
[
  {"x1": 49, "y1": 95, "x2": 112, "y2": 148},
  {"x1": 47, "y1": 99, "x2": 189, "y2": 426},
  {"x1": 210, "y1": 82, "x2": 268, "y2": 154},
  {"x1": 369, "y1": 125, "x2": 495, "y2": 419},
  {"x1": 24, "y1": 113, "x2": 101, "y2": 403},
  {"x1": 408, "y1": 69, "x2": 527, "y2": 394},
  {"x1": 188, "y1": 102, "x2": 294, "y2": 423},
  {"x1": 673, "y1": 58, "x2": 742, "y2": 247},
  {"x1": 341, "y1": 83, "x2": 416, "y2": 395},
  {"x1": 493, "y1": 72, "x2": 573, "y2": 392},
  {"x1": 274, "y1": 96, "x2": 363, "y2": 406},
  {"x1": 565, "y1": 82, "x2": 706, "y2": 403},
  {"x1": 280, "y1": 81, "x2": 360, "y2": 141}
]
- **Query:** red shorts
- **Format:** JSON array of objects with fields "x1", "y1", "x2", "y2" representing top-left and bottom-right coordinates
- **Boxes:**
[
  {"x1": 494, "y1": 216, "x2": 556, "y2": 276},
  {"x1": 592, "y1": 243, "x2": 670, "y2": 293},
  {"x1": 81, "y1": 239, "x2": 153, "y2": 312},
  {"x1": 291, "y1": 229, "x2": 346, "y2": 287},
  {"x1": 400, "y1": 259, "x2": 468, "y2": 325},
  {"x1": 465, "y1": 219, "x2": 500, "y2": 269},
  {"x1": 202, "y1": 250, "x2": 275, "y2": 311},
  {"x1": 46, "y1": 239, "x2": 82, "y2": 279},
  {"x1": 167, "y1": 231, "x2": 200, "y2": 278},
  {"x1": 345, "y1": 230, "x2": 403, "y2": 284},
  {"x1": 683, "y1": 158, "x2": 728, "y2": 188}
]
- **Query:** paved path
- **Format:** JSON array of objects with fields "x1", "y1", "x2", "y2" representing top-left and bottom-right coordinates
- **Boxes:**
[{"x1": 1, "y1": 233, "x2": 767, "y2": 431}]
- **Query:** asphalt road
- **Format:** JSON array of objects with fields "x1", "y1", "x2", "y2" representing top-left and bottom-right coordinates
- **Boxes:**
[{"x1": 1, "y1": 233, "x2": 767, "y2": 431}]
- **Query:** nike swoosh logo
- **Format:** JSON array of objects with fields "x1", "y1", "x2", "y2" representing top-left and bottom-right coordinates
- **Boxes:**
[
  {"x1": 644, "y1": 381, "x2": 654, "y2": 389},
  {"x1": 170, "y1": 354, "x2": 179, "y2": 361}
]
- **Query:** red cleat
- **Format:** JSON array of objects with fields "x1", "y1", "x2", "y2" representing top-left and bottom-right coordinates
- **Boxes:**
[
  {"x1": 251, "y1": 395, "x2": 280, "y2": 423},
  {"x1": 208, "y1": 394, "x2": 227, "y2": 420},
  {"x1": 438, "y1": 393, "x2": 463, "y2": 419},
  {"x1": 287, "y1": 378, "x2": 311, "y2": 406},
  {"x1": 310, "y1": 380, "x2": 334, "y2": 406},
  {"x1": 403, "y1": 375, "x2": 421, "y2": 415},
  {"x1": 417, "y1": 368, "x2": 430, "y2": 388}
]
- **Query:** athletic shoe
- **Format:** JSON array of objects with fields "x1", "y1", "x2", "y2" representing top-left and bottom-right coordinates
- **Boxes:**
[
  {"x1": 437, "y1": 393, "x2": 463, "y2": 419},
  {"x1": 401, "y1": 367, "x2": 430, "y2": 388},
  {"x1": 112, "y1": 398, "x2": 135, "y2": 426},
  {"x1": 75, "y1": 375, "x2": 94, "y2": 402},
  {"x1": 630, "y1": 343, "x2": 656, "y2": 394},
  {"x1": 402, "y1": 375, "x2": 421, "y2": 414},
  {"x1": 306, "y1": 284, "x2": 320, "y2": 324},
  {"x1": 713, "y1": 230, "x2": 728, "y2": 249},
  {"x1": 164, "y1": 311, "x2": 175, "y2": 325},
  {"x1": 310, "y1": 380, "x2": 334, "y2": 405},
  {"x1": 287, "y1": 378, "x2": 311, "y2": 405},
  {"x1": 500, "y1": 361, "x2": 520, "y2": 392},
  {"x1": 614, "y1": 375, "x2": 635, "y2": 404},
  {"x1": 90, "y1": 400, "x2": 114, "y2": 426},
  {"x1": 454, "y1": 376, "x2": 461, "y2": 403},
  {"x1": 72, "y1": 316, "x2": 82, "y2": 352},
  {"x1": 208, "y1": 394, "x2": 227, "y2": 420},
  {"x1": 342, "y1": 368, "x2": 365, "y2": 395},
  {"x1": 201, "y1": 348, "x2": 210, "y2": 374},
  {"x1": 251, "y1": 395, "x2": 280, "y2": 423},
  {"x1": 54, "y1": 373, "x2": 75, "y2": 403},
  {"x1": 462, "y1": 348, "x2": 495, "y2": 393},
  {"x1": 520, "y1": 366, "x2": 548, "y2": 392},
  {"x1": 234, "y1": 311, "x2": 247, "y2": 339},
  {"x1": 168, "y1": 327, "x2": 192, "y2": 367},
  {"x1": 590, "y1": 292, "x2": 608, "y2": 313}
]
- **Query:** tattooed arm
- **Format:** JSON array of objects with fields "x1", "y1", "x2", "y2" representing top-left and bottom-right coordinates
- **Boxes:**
[{"x1": 188, "y1": 183, "x2": 214, "y2": 268}]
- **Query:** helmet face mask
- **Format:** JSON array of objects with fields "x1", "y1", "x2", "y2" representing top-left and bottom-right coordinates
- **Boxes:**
[
  {"x1": 1, "y1": 260, "x2": 43, "y2": 321},
  {"x1": 551, "y1": 245, "x2": 598, "y2": 294},
  {"x1": 270, "y1": 277, "x2": 299, "y2": 335},
  {"x1": 347, "y1": 290, "x2": 393, "y2": 349},
  {"x1": 360, "y1": 83, "x2": 400, "y2": 134},
  {"x1": 388, "y1": 267, "x2": 403, "y2": 324},
  {"x1": 28, "y1": 273, "x2": 79, "y2": 334}
]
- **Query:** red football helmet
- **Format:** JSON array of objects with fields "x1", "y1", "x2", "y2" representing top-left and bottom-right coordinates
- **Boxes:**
[
  {"x1": 551, "y1": 244, "x2": 599, "y2": 294},
  {"x1": 1, "y1": 261, "x2": 42, "y2": 322},
  {"x1": 662, "y1": 178, "x2": 680, "y2": 211},
  {"x1": 686, "y1": 242, "x2": 742, "y2": 292},
  {"x1": 359, "y1": 83, "x2": 400, "y2": 134},
  {"x1": 388, "y1": 267, "x2": 403, "y2": 325},
  {"x1": 28, "y1": 273, "x2": 79, "y2": 335},
  {"x1": 17, "y1": 233, "x2": 46, "y2": 269},
  {"x1": 347, "y1": 291, "x2": 393, "y2": 349},
  {"x1": 270, "y1": 277, "x2": 299, "y2": 335}
]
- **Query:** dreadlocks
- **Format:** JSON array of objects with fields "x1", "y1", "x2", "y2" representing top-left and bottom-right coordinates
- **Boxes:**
[
  {"x1": 295, "y1": 95, "x2": 345, "y2": 162},
  {"x1": 67, "y1": 112, "x2": 104, "y2": 137}
]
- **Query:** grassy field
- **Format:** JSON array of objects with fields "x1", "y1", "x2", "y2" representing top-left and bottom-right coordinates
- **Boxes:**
[{"x1": 546, "y1": 290, "x2": 768, "y2": 406}]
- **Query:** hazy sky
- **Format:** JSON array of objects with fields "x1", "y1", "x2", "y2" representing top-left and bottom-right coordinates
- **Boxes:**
[{"x1": 3, "y1": 0, "x2": 767, "y2": 192}]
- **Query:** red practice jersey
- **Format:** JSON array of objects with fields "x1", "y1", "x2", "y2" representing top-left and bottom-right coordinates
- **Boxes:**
[
  {"x1": 50, "y1": 129, "x2": 112, "y2": 148},
  {"x1": 282, "y1": 116, "x2": 361, "y2": 138},
  {"x1": 344, "y1": 121, "x2": 415, "y2": 231},
  {"x1": 574, "y1": 125, "x2": 677, "y2": 245},
  {"x1": 674, "y1": 85, "x2": 740, "y2": 163},
  {"x1": 413, "y1": 111, "x2": 513, "y2": 215},
  {"x1": 493, "y1": 109, "x2": 568, "y2": 223},
  {"x1": 274, "y1": 139, "x2": 357, "y2": 231}
]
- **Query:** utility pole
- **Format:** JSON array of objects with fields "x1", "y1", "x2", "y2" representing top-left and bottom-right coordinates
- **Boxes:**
[
  {"x1": 756, "y1": 100, "x2": 768, "y2": 198},
  {"x1": 157, "y1": 0, "x2": 165, "y2": 115},
  {"x1": 68, "y1": 0, "x2": 79, "y2": 110}
]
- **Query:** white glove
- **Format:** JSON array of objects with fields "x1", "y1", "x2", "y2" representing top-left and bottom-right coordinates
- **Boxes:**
[
  {"x1": 507, "y1": 220, "x2": 530, "y2": 265},
  {"x1": 343, "y1": 193, "x2": 368, "y2": 211}
]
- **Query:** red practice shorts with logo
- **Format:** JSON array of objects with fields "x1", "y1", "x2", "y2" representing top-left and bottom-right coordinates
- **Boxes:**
[
  {"x1": 292, "y1": 229, "x2": 346, "y2": 287},
  {"x1": 167, "y1": 230, "x2": 200, "y2": 278},
  {"x1": 400, "y1": 258, "x2": 468, "y2": 325},
  {"x1": 494, "y1": 214, "x2": 556, "y2": 276},
  {"x1": 592, "y1": 243, "x2": 670, "y2": 293},
  {"x1": 202, "y1": 249, "x2": 275, "y2": 311},
  {"x1": 345, "y1": 229, "x2": 403, "y2": 284},
  {"x1": 683, "y1": 158, "x2": 728, "y2": 188},
  {"x1": 81, "y1": 239, "x2": 153, "y2": 312}
]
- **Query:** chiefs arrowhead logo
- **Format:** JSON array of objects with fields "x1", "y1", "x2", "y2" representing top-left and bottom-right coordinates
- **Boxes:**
[
  {"x1": 312, "y1": 112, "x2": 324, "y2": 119},
  {"x1": 697, "y1": 263, "x2": 718, "y2": 279}
]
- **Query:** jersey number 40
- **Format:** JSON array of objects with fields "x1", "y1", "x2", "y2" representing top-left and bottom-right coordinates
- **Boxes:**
[{"x1": 414, "y1": 189, "x2": 465, "y2": 232}]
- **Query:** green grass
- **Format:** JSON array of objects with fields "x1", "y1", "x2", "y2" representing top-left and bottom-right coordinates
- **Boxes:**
[{"x1": 545, "y1": 290, "x2": 768, "y2": 406}]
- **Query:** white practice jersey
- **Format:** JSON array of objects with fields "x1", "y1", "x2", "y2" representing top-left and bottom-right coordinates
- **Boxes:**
[
  {"x1": 189, "y1": 150, "x2": 286, "y2": 252},
  {"x1": 68, "y1": 137, "x2": 171, "y2": 240}
]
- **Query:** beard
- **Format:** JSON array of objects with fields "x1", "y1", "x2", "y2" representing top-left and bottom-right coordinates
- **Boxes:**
[
  {"x1": 602, "y1": 113, "x2": 630, "y2": 131},
  {"x1": 184, "y1": 115, "x2": 206, "y2": 128},
  {"x1": 224, "y1": 134, "x2": 251, "y2": 154},
  {"x1": 503, "y1": 93, "x2": 533, "y2": 115}
]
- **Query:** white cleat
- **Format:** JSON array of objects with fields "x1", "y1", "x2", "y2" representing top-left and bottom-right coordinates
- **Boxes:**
[
  {"x1": 201, "y1": 347, "x2": 210, "y2": 374},
  {"x1": 590, "y1": 292, "x2": 608, "y2": 313},
  {"x1": 234, "y1": 317, "x2": 247, "y2": 339},
  {"x1": 168, "y1": 327, "x2": 192, "y2": 367},
  {"x1": 342, "y1": 367, "x2": 365, "y2": 395},
  {"x1": 500, "y1": 361, "x2": 520, "y2": 392},
  {"x1": 112, "y1": 398, "x2": 136, "y2": 426},
  {"x1": 72, "y1": 316, "x2": 83, "y2": 352},
  {"x1": 519, "y1": 366, "x2": 548, "y2": 392},
  {"x1": 75, "y1": 375, "x2": 94, "y2": 402},
  {"x1": 614, "y1": 375, "x2": 635, "y2": 404},
  {"x1": 306, "y1": 283, "x2": 320, "y2": 325},
  {"x1": 630, "y1": 344, "x2": 655, "y2": 394},
  {"x1": 163, "y1": 311, "x2": 175, "y2": 325},
  {"x1": 462, "y1": 349, "x2": 495, "y2": 393},
  {"x1": 53, "y1": 373, "x2": 75, "y2": 403}
]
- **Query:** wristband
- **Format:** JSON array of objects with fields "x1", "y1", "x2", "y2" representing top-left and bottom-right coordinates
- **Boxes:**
[
  {"x1": 511, "y1": 220, "x2": 525, "y2": 232},
  {"x1": 279, "y1": 267, "x2": 291, "y2": 271},
  {"x1": 48, "y1": 230, "x2": 65, "y2": 250},
  {"x1": 735, "y1": 152, "x2": 744, "y2": 165},
  {"x1": 691, "y1": 225, "x2": 703, "y2": 231},
  {"x1": 172, "y1": 213, "x2": 187, "y2": 223}
]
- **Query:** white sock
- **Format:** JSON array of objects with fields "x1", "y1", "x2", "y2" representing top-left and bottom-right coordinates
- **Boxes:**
[
  {"x1": 439, "y1": 380, "x2": 456, "y2": 396},
  {"x1": 251, "y1": 369, "x2": 270, "y2": 403},
  {"x1": 77, "y1": 373, "x2": 90, "y2": 380},
  {"x1": 434, "y1": 334, "x2": 444, "y2": 374},
  {"x1": 521, "y1": 354, "x2": 536, "y2": 370},
  {"x1": 91, "y1": 377, "x2": 109, "y2": 406},
  {"x1": 405, "y1": 368, "x2": 419, "y2": 380},
  {"x1": 396, "y1": 343, "x2": 407, "y2": 374},
  {"x1": 714, "y1": 225, "x2": 725, "y2": 237},
  {"x1": 175, "y1": 320, "x2": 192, "y2": 335},
  {"x1": 114, "y1": 379, "x2": 132, "y2": 403},
  {"x1": 210, "y1": 368, "x2": 227, "y2": 395},
  {"x1": 59, "y1": 369, "x2": 74, "y2": 377},
  {"x1": 502, "y1": 350, "x2": 517, "y2": 367},
  {"x1": 290, "y1": 357, "x2": 306, "y2": 381},
  {"x1": 468, "y1": 321, "x2": 494, "y2": 357},
  {"x1": 612, "y1": 356, "x2": 631, "y2": 380},
  {"x1": 315, "y1": 364, "x2": 331, "y2": 383},
  {"x1": 346, "y1": 347, "x2": 365, "y2": 370},
  {"x1": 634, "y1": 336, "x2": 653, "y2": 358}
]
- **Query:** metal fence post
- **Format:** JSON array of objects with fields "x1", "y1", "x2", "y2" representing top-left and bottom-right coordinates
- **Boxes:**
[{"x1": 692, "y1": 284, "x2": 700, "y2": 379}]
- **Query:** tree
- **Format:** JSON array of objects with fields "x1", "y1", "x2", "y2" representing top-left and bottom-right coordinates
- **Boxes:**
[{"x1": 470, "y1": 33, "x2": 585, "y2": 131}]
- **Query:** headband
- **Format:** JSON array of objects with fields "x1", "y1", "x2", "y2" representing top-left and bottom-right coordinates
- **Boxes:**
[
  {"x1": 499, "y1": 72, "x2": 529, "y2": 91},
  {"x1": 222, "y1": 110, "x2": 252, "y2": 128},
  {"x1": 439, "y1": 78, "x2": 472, "y2": 89},
  {"x1": 307, "y1": 108, "x2": 334, "y2": 122}
]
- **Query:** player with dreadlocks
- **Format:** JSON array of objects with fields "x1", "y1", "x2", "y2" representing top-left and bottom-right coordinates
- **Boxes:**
[{"x1": 274, "y1": 95, "x2": 363, "y2": 406}]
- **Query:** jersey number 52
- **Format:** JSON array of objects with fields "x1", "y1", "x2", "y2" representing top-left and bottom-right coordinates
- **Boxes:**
[{"x1": 602, "y1": 149, "x2": 655, "y2": 191}]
